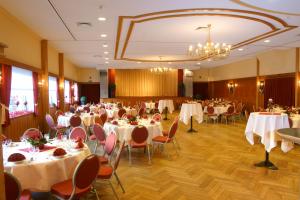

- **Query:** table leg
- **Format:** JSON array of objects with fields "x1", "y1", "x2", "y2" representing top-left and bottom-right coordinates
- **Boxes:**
[
  {"x1": 254, "y1": 151, "x2": 278, "y2": 170},
  {"x1": 187, "y1": 116, "x2": 197, "y2": 133},
  {"x1": 163, "y1": 107, "x2": 168, "y2": 120}
]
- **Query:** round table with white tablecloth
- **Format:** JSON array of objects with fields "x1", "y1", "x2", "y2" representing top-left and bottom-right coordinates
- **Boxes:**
[
  {"x1": 106, "y1": 107, "x2": 137, "y2": 119},
  {"x1": 290, "y1": 114, "x2": 300, "y2": 128},
  {"x1": 103, "y1": 119, "x2": 162, "y2": 144},
  {"x1": 3, "y1": 140, "x2": 91, "y2": 191},
  {"x1": 180, "y1": 103, "x2": 203, "y2": 133},
  {"x1": 158, "y1": 100, "x2": 174, "y2": 120},
  {"x1": 145, "y1": 102, "x2": 156, "y2": 110},
  {"x1": 57, "y1": 113, "x2": 100, "y2": 127},
  {"x1": 245, "y1": 112, "x2": 289, "y2": 170},
  {"x1": 204, "y1": 105, "x2": 229, "y2": 115}
]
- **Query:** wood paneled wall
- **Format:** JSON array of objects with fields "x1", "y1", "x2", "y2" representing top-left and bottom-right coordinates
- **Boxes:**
[{"x1": 193, "y1": 82, "x2": 209, "y2": 99}]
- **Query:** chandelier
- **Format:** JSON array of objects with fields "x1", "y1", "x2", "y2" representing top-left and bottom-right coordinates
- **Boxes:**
[
  {"x1": 150, "y1": 57, "x2": 172, "y2": 73},
  {"x1": 188, "y1": 24, "x2": 231, "y2": 60}
]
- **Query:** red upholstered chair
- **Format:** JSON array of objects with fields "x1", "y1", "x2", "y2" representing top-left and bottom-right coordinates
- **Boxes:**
[
  {"x1": 207, "y1": 106, "x2": 218, "y2": 123},
  {"x1": 69, "y1": 115, "x2": 82, "y2": 127},
  {"x1": 4, "y1": 172, "x2": 31, "y2": 200},
  {"x1": 138, "y1": 107, "x2": 145, "y2": 117},
  {"x1": 118, "y1": 108, "x2": 126, "y2": 118},
  {"x1": 45, "y1": 114, "x2": 67, "y2": 138},
  {"x1": 233, "y1": 102, "x2": 244, "y2": 121},
  {"x1": 128, "y1": 126, "x2": 151, "y2": 164},
  {"x1": 90, "y1": 124, "x2": 107, "y2": 153},
  {"x1": 152, "y1": 117, "x2": 179, "y2": 157},
  {"x1": 51, "y1": 154, "x2": 100, "y2": 200},
  {"x1": 55, "y1": 110, "x2": 64, "y2": 118},
  {"x1": 221, "y1": 106, "x2": 235, "y2": 124},
  {"x1": 23, "y1": 128, "x2": 43, "y2": 139},
  {"x1": 98, "y1": 133, "x2": 117, "y2": 165},
  {"x1": 69, "y1": 127, "x2": 87, "y2": 142},
  {"x1": 100, "y1": 112, "x2": 108, "y2": 124},
  {"x1": 94, "y1": 116, "x2": 103, "y2": 126},
  {"x1": 83, "y1": 106, "x2": 90, "y2": 113},
  {"x1": 152, "y1": 113, "x2": 162, "y2": 122},
  {"x1": 97, "y1": 141, "x2": 125, "y2": 199}
]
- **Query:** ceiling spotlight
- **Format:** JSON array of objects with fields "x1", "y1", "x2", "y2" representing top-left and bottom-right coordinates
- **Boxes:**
[
  {"x1": 137, "y1": 62, "x2": 142, "y2": 64},
  {"x1": 104, "y1": 51, "x2": 109, "y2": 54},
  {"x1": 98, "y1": 17, "x2": 106, "y2": 21},
  {"x1": 238, "y1": 48, "x2": 244, "y2": 51},
  {"x1": 104, "y1": 57, "x2": 109, "y2": 60},
  {"x1": 197, "y1": 62, "x2": 201, "y2": 65},
  {"x1": 102, "y1": 44, "x2": 108, "y2": 48},
  {"x1": 100, "y1": 34, "x2": 107, "y2": 38},
  {"x1": 264, "y1": 39, "x2": 271, "y2": 43},
  {"x1": 168, "y1": 62, "x2": 172, "y2": 64},
  {"x1": 105, "y1": 61, "x2": 109, "y2": 64}
]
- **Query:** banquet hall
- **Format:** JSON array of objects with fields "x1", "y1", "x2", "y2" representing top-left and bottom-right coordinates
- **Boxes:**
[{"x1": 1, "y1": 0, "x2": 300, "y2": 199}]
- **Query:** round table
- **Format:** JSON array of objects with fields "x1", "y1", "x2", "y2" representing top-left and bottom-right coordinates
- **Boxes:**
[
  {"x1": 103, "y1": 119, "x2": 162, "y2": 144},
  {"x1": 158, "y1": 100, "x2": 174, "y2": 120},
  {"x1": 57, "y1": 113, "x2": 100, "y2": 127},
  {"x1": 204, "y1": 105, "x2": 229, "y2": 115},
  {"x1": 145, "y1": 102, "x2": 156, "y2": 110},
  {"x1": 3, "y1": 140, "x2": 91, "y2": 191},
  {"x1": 179, "y1": 103, "x2": 203, "y2": 133},
  {"x1": 245, "y1": 112, "x2": 289, "y2": 170}
]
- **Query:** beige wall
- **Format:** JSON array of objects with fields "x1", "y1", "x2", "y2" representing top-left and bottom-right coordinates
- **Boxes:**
[
  {"x1": 192, "y1": 68, "x2": 210, "y2": 82},
  {"x1": 64, "y1": 57, "x2": 78, "y2": 81},
  {"x1": 77, "y1": 68, "x2": 100, "y2": 82},
  {"x1": 48, "y1": 44, "x2": 59, "y2": 74},
  {"x1": 0, "y1": 7, "x2": 41, "y2": 68}
]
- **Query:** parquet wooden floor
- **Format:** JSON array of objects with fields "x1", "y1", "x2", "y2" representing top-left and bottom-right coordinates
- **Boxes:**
[{"x1": 88, "y1": 112, "x2": 300, "y2": 200}]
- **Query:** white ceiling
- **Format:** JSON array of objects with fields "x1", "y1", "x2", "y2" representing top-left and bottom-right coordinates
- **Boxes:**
[{"x1": 0, "y1": 0, "x2": 300, "y2": 69}]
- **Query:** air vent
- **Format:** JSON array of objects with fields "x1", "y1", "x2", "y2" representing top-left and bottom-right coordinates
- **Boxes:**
[{"x1": 77, "y1": 22, "x2": 92, "y2": 28}]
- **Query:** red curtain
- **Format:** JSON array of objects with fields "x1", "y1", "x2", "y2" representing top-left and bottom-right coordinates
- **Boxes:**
[
  {"x1": 70, "y1": 81, "x2": 74, "y2": 104},
  {"x1": 32, "y1": 72, "x2": 38, "y2": 116},
  {"x1": 264, "y1": 76, "x2": 295, "y2": 107},
  {"x1": 1, "y1": 64, "x2": 12, "y2": 127}
]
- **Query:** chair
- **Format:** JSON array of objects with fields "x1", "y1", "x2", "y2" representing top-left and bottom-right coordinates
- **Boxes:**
[
  {"x1": 51, "y1": 154, "x2": 100, "y2": 200},
  {"x1": 118, "y1": 108, "x2": 126, "y2": 118},
  {"x1": 69, "y1": 127, "x2": 87, "y2": 141},
  {"x1": 128, "y1": 125, "x2": 151, "y2": 164},
  {"x1": 55, "y1": 110, "x2": 64, "y2": 118},
  {"x1": 83, "y1": 106, "x2": 90, "y2": 113},
  {"x1": 207, "y1": 106, "x2": 218, "y2": 123},
  {"x1": 90, "y1": 124, "x2": 107, "y2": 153},
  {"x1": 45, "y1": 114, "x2": 66, "y2": 138},
  {"x1": 221, "y1": 106, "x2": 235, "y2": 124},
  {"x1": 4, "y1": 172, "x2": 31, "y2": 200},
  {"x1": 98, "y1": 133, "x2": 117, "y2": 165},
  {"x1": 138, "y1": 107, "x2": 145, "y2": 117},
  {"x1": 234, "y1": 103, "x2": 244, "y2": 121},
  {"x1": 96, "y1": 141, "x2": 126, "y2": 199},
  {"x1": 100, "y1": 112, "x2": 108, "y2": 124},
  {"x1": 152, "y1": 113, "x2": 162, "y2": 122},
  {"x1": 69, "y1": 115, "x2": 82, "y2": 127},
  {"x1": 94, "y1": 115, "x2": 104, "y2": 126},
  {"x1": 23, "y1": 128, "x2": 43, "y2": 139},
  {"x1": 152, "y1": 117, "x2": 179, "y2": 158}
]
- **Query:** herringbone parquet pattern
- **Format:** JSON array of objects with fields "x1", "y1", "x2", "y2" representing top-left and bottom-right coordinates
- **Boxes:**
[{"x1": 90, "y1": 112, "x2": 300, "y2": 200}]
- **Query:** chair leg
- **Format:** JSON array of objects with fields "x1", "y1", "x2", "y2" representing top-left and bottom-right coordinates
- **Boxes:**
[
  {"x1": 109, "y1": 180, "x2": 119, "y2": 200},
  {"x1": 172, "y1": 141, "x2": 179, "y2": 156},
  {"x1": 91, "y1": 187, "x2": 100, "y2": 200},
  {"x1": 128, "y1": 146, "x2": 132, "y2": 165},
  {"x1": 114, "y1": 172, "x2": 125, "y2": 193},
  {"x1": 93, "y1": 142, "x2": 98, "y2": 154},
  {"x1": 147, "y1": 144, "x2": 151, "y2": 164},
  {"x1": 173, "y1": 136, "x2": 180, "y2": 150}
]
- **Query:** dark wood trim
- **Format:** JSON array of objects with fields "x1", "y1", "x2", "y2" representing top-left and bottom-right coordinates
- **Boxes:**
[{"x1": 48, "y1": 72, "x2": 59, "y2": 78}]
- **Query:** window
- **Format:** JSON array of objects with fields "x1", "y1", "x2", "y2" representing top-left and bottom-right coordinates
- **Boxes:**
[
  {"x1": 9, "y1": 67, "x2": 34, "y2": 114},
  {"x1": 49, "y1": 76, "x2": 58, "y2": 107},
  {"x1": 73, "y1": 82, "x2": 78, "y2": 102},
  {"x1": 64, "y1": 80, "x2": 70, "y2": 103}
]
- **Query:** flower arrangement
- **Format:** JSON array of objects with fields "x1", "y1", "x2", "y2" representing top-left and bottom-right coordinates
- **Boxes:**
[
  {"x1": 126, "y1": 115, "x2": 137, "y2": 122},
  {"x1": 27, "y1": 135, "x2": 47, "y2": 150}
]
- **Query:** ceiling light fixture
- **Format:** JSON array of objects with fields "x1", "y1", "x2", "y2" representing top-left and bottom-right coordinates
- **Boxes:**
[
  {"x1": 168, "y1": 62, "x2": 172, "y2": 64},
  {"x1": 150, "y1": 56, "x2": 172, "y2": 73},
  {"x1": 264, "y1": 39, "x2": 271, "y2": 43},
  {"x1": 188, "y1": 24, "x2": 231, "y2": 61},
  {"x1": 100, "y1": 34, "x2": 107, "y2": 38},
  {"x1": 104, "y1": 57, "x2": 109, "y2": 60},
  {"x1": 238, "y1": 48, "x2": 244, "y2": 51},
  {"x1": 102, "y1": 44, "x2": 108, "y2": 48},
  {"x1": 105, "y1": 61, "x2": 109, "y2": 64},
  {"x1": 137, "y1": 62, "x2": 141, "y2": 64},
  {"x1": 197, "y1": 62, "x2": 201, "y2": 65},
  {"x1": 98, "y1": 17, "x2": 106, "y2": 21},
  {"x1": 104, "y1": 51, "x2": 109, "y2": 54}
]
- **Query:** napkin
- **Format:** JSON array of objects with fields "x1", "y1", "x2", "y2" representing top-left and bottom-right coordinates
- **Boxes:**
[
  {"x1": 53, "y1": 148, "x2": 67, "y2": 156},
  {"x1": 130, "y1": 121, "x2": 138, "y2": 125},
  {"x1": 150, "y1": 120, "x2": 155, "y2": 124},
  {"x1": 75, "y1": 141, "x2": 84, "y2": 149},
  {"x1": 112, "y1": 120, "x2": 118, "y2": 125},
  {"x1": 75, "y1": 137, "x2": 83, "y2": 143},
  {"x1": 8, "y1": 153, "x2": 26, "y2": 162}
]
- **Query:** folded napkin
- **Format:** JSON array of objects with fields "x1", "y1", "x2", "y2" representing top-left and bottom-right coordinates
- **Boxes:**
[
  {"x1": 150, "y1": 120, "x2": 155, "y2": 124},
  {"x1": 112, "y1": 120, "x2": 118, "y2": 125},
  {"x1": 53, "y1": 148, "x2": 67, "y2": 156},
  {"x1": 130, "y1": 121, "x2": 138, "y2": 125},
  {"x1": 259, "y1": 112, "x2": 281, "y2": 115},
  {"x1": 75, "y1": 137, "x2": 83, "y2": 143},
  {"x1": 8, "y1": 153, "x2": 26, "y2": 162},
  {"x1": 75, "y1": 141, "x2": 84, "y2": 149}
]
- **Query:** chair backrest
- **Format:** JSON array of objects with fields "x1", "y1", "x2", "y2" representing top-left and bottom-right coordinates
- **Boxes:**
[
  {"x1": 83, "y1": 106, "x2": 90, "y2": 113},
  {"x1": 168, "y1": 117, "x2": 179, "y2": 139},
  {"x1": 133, "y1": 105, "x2": 139, "y2": 111},
  {"x1": 155, "y1": 102, "x2": 159, "y2": 109},
  {"x1": 92, "y1": 124, "x2": 106, "y2": 142},
  {"x1": 70, "y1": 115, "x2": 82, "y2": 127},
  {"x1": 94, "y1": 116, "x2": 103, "y2": 126},
  {"x1": 227, "y1": 106, "x2": 234, "y2": 114},
  {"x1": 140, "y1": 102, "x2": 146, "y2": 109},
  {"x1": 100, "y1": 112, "x2": 108, "y2": 124},
  {"x1": 69, "y1": 106, "x2": 76, "y2": 113},
  {"x1": 118, "y1": 108, "x2": 126, "y2": 118},
  {"x1": 131, "y1": 126, "x2": 148, "y2": 144},
  {"x1": 4, "y1": 172, "x2": 21, "y2": 200},
  {"x1": 207, "y1": 106, "x2": 215, "y2": 114},
  {"x1": 45, "y1": 114, "x2": 56, "y2": 129},
  {"x1": 138, "y1": 107, "x2": 145, "y2": 117},
  {"x1": 152, "y1": 113, "x2": 162, "y2": 122},
  {"x1": 70, "y1": 127, "x2": 87, "y2": 141},
  {"x1": 72, "y1": 154, "x2": 99, "y2": 193},
  {"x1": 104, "y1": 133, "x2": 117, "y2": 155},
  {"x1": 55, "y1": 110, "x2": 64, "y2": 117},
  {"x1": 113, "y1": 141, "x2": 125, "y2": 170},
  {"x1": 23, "y1": 128, "x2": 42, "y2": 139}
]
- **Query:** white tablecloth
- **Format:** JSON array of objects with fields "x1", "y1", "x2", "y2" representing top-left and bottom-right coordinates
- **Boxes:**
[
  {"x1": 103, "y1": 119, "x2": 162, "y2": 144},
  {"x1": 158, "y1": 100, "x2": 174, "y2": 114},
  {"x1": 57, "y1": 113, "x2": 100, "y2": 127},
  {"x1": 290, "y1": 115, "x2": 300, "y2": 128},
  {"x1": 179, "y1": 103, "x2": 203, "y2": 125},
  {"x1": 3, "y1": 141, "x2": 91, "y2": 191},
  {"x1": 106, "y1": 107, "x2": 137, "y2": 119},
  {"x1": 145, "y1": 102, "x2": 156, "y2": 109},
  {"x1": 245, "y1": 112, "x2": 290, "y2": 152},
  {"x1": 204, "y1": 105, "x2": 229, "y2": 115}
]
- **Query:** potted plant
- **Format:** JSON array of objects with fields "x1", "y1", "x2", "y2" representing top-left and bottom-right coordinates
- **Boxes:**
[{"x1": 80, "y1": 96, "x2": 87, "y2": 105}]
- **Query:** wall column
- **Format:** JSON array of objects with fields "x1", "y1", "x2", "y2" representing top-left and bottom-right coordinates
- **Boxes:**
[
  {"x1": 295, "y1": 48, "x2": 299, "y2": 106},
  {"x1": 40, "y1": 40, "x2": 49, "y2": 131},
  {"x1": 177, "y1": 69, "x2": 184, "y2": 97},
  {"x1": 255, "y1": 58, "x2": 260, "y2": 109},
  {"x1": 108, "y1": 69, "x2": 116, "y2": 98},
  {"x1": 58, "y1": 53, "x2": 65, "y2": 111}
]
